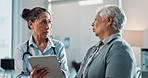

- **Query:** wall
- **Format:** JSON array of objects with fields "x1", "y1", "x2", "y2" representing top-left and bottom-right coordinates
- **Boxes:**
[
  {"x1": 122, "y1": 0, "x2": 148, "y2": 30},
  {"x1": 122, "y1": 30, "x2": 144, "y2": 47}
]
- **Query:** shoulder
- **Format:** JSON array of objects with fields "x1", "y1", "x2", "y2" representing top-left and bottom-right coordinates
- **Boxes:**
[
  {"x1": 107, "y1": 37, "x2": 133, "y2": 56},
  {"x1": 16, "y1": 40, "x2": 28, "y2": 52},
  {"x1": 106, "y1": 38, "x2": 135, "y2": 61},
  {"x1": 51, "y1": 38, "x2": 64, "y2": 47},
  {"x1": 50, "y1": 38, "x2": 66, "y2": 55},
  {"x1": 110, "y1": 38, "x2": 131, "y2": 50}
]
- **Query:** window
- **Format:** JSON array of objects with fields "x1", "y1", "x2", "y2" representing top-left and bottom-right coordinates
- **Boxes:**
[{"x1": 0, "y1": 0, "x2": 12, "y2": 58}]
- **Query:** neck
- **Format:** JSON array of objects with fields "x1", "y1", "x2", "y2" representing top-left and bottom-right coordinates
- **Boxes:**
[
  {"x1": 98, "y1": 28, "x2": 116, "y2": 40},
  {"x1": 32, "y1": 34, "x2": 47, "y2": 46}
]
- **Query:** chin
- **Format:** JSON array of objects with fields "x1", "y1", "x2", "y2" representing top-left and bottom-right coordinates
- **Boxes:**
[
  {"x1": 45, "y1": 35, "x2": 48, "y2": 38},
  {"x1": 42, "y1": 35, "x2": 48, "y2": 39},
  {"x1": 94, "y1": 33, "x2": 98, "y2": 36}
]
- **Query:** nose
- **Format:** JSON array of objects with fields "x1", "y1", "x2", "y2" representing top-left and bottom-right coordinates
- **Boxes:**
[
  {"x1": 46, "y1": 25, "x2": 49, "y2": 30},
  {"x1": 46, "y1": 23, "x2": 51, "y2": 30}
]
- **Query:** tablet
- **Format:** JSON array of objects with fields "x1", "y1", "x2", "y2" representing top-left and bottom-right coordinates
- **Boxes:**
[{"x1": 28, "y1": 55, "x2": 63, "y2": 78}]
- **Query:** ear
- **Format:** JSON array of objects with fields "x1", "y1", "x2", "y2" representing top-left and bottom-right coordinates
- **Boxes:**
[
  {"x1": 28, "y1": 20, "x2": 34, "y2": 29},
  {"x1": 107, "y1": 17, "x2": 113, "y2": 26}
]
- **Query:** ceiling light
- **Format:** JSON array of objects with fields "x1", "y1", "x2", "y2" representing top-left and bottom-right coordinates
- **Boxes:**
[
  {"x1": 48, "y1": 0, "x2": 52, "y2": 2},
  {"x1": 79, "y1": 0, "x2": 103, "y2": 6}
]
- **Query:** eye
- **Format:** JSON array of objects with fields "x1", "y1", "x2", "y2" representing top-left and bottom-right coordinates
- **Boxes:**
[
  {"x1": 48, "y1": 20, "x2": 52, "y2": 24},
  {"x1": 40, "y1": 21, "x2": 46, "y2": 24}
]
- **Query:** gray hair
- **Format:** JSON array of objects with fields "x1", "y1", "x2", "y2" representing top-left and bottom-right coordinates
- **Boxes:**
[{"x1": 97, "y1": 4, "x2": 127, "y2": 32}]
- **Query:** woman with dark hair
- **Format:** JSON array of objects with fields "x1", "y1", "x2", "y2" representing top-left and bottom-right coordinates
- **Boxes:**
[{"x1": 15, "y1": 7, "x2": 69, "y2": 78}]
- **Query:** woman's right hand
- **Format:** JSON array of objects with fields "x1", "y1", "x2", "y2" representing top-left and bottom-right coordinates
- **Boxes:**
[{"x1": 30, "y1": 65, "x2": 50, "y2": 78}]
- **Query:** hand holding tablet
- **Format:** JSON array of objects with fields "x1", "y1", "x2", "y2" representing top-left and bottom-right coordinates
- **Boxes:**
[{"x1": 28, "y1": 55, "x2": 63, "y2": 78}]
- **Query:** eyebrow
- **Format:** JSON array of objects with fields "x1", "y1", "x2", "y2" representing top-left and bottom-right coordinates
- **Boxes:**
[{"x1": 39, "y1": 18, "x2": 51, "y2": 22}]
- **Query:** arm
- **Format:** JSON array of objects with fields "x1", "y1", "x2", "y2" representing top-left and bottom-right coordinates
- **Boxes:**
[
  {"x1": 15, "y1": 46, "x2": 30, "y2": 78},
  {"x1": 105, "y1": 47, "x2": 135, "y2": 78},
  {"x1": 15, "y1": 46, "x2": 50, "y2": 78},
  {"x1": 57, "y1": 42, "x2": 69, "y2": 78}
]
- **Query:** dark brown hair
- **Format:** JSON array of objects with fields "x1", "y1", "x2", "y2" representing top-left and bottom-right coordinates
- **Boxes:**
[{"x1": 21, "y1": 7, "x2": 50, "y2": 29}]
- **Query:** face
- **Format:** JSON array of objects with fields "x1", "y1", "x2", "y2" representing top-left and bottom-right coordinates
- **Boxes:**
[
  {"x1": 29, "y1": 12, "x2": 52, "y2": 39},
  {"x1": 92, "y1": 12, "x2": 108, "y2": 38}
]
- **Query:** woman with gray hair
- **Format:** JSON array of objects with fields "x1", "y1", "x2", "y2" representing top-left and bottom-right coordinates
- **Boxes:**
[{"x1": 77, "y1": 4, "x2": 136, "y2": 78}]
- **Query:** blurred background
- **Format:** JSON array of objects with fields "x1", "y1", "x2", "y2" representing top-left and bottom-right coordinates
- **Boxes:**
[{"x1": 0, "y1": 0, "x2": 148, "y2": 78}]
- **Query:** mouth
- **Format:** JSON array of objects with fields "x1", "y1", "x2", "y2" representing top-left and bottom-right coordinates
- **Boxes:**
[
  {"x1": 92, "y1": 28, "x2": 95, "y2": 32},
  {"x1": 44, "y1": 31, "x2": 49, "y2": 34}
]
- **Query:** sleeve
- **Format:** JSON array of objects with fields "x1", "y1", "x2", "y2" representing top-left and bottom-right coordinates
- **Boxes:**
[
  {"x1": 57, "y1": 42, "x2": 70, "y2": 78},
  {"x1": 15, "y1": 46, "x2": 30, "y2": 78},
  {"x1": 105, "y1": 47, "x2": 135, "y2": 78}
]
